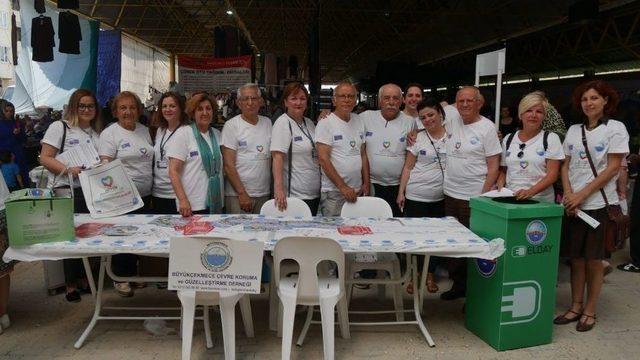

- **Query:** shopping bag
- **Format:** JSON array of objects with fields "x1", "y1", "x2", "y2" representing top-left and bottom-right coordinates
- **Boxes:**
[
  {"x1": 78, "y1": 159, "x2": 143, "y2": 218},
  {"x1": 5, "y1": 188, "x2": 74, "y2": 246}
]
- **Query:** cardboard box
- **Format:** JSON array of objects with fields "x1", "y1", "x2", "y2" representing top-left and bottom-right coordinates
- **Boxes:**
[{"x1": 5, "y1": 188, "x2": 74, "y2": 246}]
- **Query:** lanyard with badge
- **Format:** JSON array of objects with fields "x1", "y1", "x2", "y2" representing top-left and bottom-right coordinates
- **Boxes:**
[
  {"x1": 157, "y1": 128, "x2": 176, "y2": 169},
  {"x1": 286, "y1": 116, "x2": 317, "y2": 196}
]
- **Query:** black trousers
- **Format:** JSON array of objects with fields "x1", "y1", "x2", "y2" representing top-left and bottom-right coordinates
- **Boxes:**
[
  {"x1": 151, "y1": 196, "x2": 178, "y2": 215},
  {"x1": 303, "y1": 198, "x2": 320, "y2": 216},
  {"x1": 373, "y1": 183, "x2": 402, "y2": 217},
  {"x1": 630, "y1": 179, "x2": 640, "y2": 265},
  {"x1": 404, "y1": 199, "x2": 445, "y2": 273},
  {"x1": 112, "y1": 195, "x2": 153, "y2": 279}
]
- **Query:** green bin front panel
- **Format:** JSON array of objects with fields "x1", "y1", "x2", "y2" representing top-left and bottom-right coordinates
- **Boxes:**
[{"x1": 465, "y1": 196, "x2": 563, "y2": 351}]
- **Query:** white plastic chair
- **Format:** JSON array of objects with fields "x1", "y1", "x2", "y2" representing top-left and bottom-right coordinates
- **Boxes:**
[
  {"x1": 260, "y1": 198, "x2": 313, "y2": 331},
  {"x1": 260, "y1": 198, "x2": 313, "y2": 217},
  {"x1": 274, "y1": 236, "x2": 350, "y2": 360},
  {"x1": 177, "y1": 291, "x2": 254, "y2": 360},
  {"x1": 341, "y1": 197, "x2": 405, "y2": 321}
]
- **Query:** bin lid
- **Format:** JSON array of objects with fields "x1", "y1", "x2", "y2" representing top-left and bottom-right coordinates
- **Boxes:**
[{"x1": 470, "y1": 196, "x2": 564, "y2": 219}]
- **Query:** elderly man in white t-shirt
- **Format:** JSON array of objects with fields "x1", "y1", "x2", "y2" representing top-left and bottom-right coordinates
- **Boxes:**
[
  {"x1": 441, "y1": 86, "x2": 502, "y2": 300},
  {"x1": 316, "y1": 82, "x2": 370, "y2": 216},
  {"x1": 360, "y1": 84, "x2": 416, "y2": 217},
  {"x1": 221, "y1": 84, "x2": 272, "y2": 214}
]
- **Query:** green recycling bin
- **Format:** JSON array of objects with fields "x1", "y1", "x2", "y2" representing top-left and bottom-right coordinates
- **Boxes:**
[{"x1": 465, "y1": 196, "x2": 564, "y2": 351}]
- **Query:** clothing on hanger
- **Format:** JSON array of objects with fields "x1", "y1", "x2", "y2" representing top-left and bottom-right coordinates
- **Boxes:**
[
  {"x1": 31, "y1": 15, "x2": 55, "y2": 62},
  {"x1": 58, "y1": 11, "x2": 81, "y2": 54}
]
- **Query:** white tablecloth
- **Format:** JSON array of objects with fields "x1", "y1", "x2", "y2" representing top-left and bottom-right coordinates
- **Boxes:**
[{"x1": 4, "y1": 214, "x2": 504, "y2": 262}]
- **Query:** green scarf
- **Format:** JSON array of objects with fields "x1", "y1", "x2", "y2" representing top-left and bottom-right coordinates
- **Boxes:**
[{"x1": 191, "y1": 123, "x2": 222, "y2": 213}]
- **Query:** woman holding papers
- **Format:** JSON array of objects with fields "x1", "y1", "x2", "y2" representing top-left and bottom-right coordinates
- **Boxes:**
[
  {"x1": 166, "y1": 93, "x2": 223, "y2": 217},
  {"x1": 98, "y1": 91, "x2": 154, "y2": 298},
  {"x1": 555, "y1": 80, "x2": 629, "y2": 332},
  {"x1": 397, "y1": 97, "x2": 447, "y2": 294},
  {"x1": 270, "y1": 82, "x2": 320, "y2": 215},
  {"x1": 496, "y1": 92, "x2": 564, "y2": 202},
  {"x1": 39, "y1": 89, "x2": 102, "y2": 303},
  {"x1": 151, "y1": 92, "x2": 189, "y2": 214}
]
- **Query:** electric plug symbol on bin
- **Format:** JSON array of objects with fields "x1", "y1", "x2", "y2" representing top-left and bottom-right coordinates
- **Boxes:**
[{"x1": 500, "y1": 280, "x2": 541, "y2": 325}]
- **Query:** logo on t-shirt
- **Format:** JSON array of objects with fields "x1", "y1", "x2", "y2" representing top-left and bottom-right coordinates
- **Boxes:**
[
  {"x1": 579, "y1": 150, "x2": 587, "y2": 160},
  {"x1": 366, "y1": 131, "x2": 373, "y2": 137},
  {"x1": 419, "y1": 150, "x2": 427, "y2": 156},
  {"x1": 519, "y1": 160, "x2": 529, "y2": 169},
  {"x1": 68, "y1": 138, "x2": 80, "y2": 145},
  {"x1": 469, "y1": 136, "x2": 479, "y2": 145},
  {"x1": 334, "y1": 135, "x2": 343, "y2": 141},
  {"x1": 595, "y1": 142, "x2": 605, "y2": 152},
  {"x1": 454, "y1": 141, "x2": 461, "y2": 149},
  {"x1": 189, "y1": 151, "x2": 199, "y2": 158},
  {"x1": 399, "y1": 137, "x2": 406, "y2": 142},
  {"x1": 349, "y1": 140, "x2": 356, "y2": 148},
  {"x1": 536, "y1": 148, "x2": 545, "y2": 156},
  {"x1": 121, "y1": 142, "x2": 131, "y2": 149},
  {"x1": 256, "y1": 145, "x2": 264, "y2": 152},
  {"x1": 293, "y1": 136, "x2": 303, "y2": 142},
  {"x1": 238, "y1": 140, "x2": 247, "y2": 147},
  {"x1": 382, "y1": 140, "x2": 390, "y2": 149}
]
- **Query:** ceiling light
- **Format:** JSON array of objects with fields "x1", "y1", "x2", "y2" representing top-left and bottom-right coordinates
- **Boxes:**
[{"x1": 226, "y1": 10, "x2": 233, "y2": 15}]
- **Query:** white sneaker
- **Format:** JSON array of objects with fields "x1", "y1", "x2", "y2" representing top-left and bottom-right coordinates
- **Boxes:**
[{"x1": 0, "y1": 314, "x2": 9, "y2": 329}]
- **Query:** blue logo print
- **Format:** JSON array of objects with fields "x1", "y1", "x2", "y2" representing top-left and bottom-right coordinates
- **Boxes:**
[
  {"x1": 238, "y1": 140, "x2": 247, "y2": 147},
  {"x1": 293, "y1": 136, "x2": 303, "y2": 142},
  {"x1": 121, "y1": 142, "x2": 131, "y2": 149},
  {"x1": 595, "y1": 142, "x2": 605, "y2": 152},
  {"x1": 526, "y1": 220, "x2": 547, "y2": 245},
  {"x1": 365, "y1": 131, "x2": 373, "y2": 137},
  {"x1": 476, "y1": 258, "x2": 497, "y2": 278},
  {"x1": 536, "y1": 147, "x2": 545, "y2": 156},
  {"x1": 334, "y1": 135, "x2": 343, "y2": 141},
  {"x1": 419, "y1": 150, "x2": 427, "y2": 155},
  {"x1": 201, "y1": 242, "x2": 233, "y2": 272},
  {"x1": 189, "y1": 151, "x2": 199, "y2": 157},
  {"x1": 470, "y1": 136, "x2": 479, "y2": 145}
]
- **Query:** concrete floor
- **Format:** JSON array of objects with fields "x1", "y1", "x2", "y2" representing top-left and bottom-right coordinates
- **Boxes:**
[{"x1": 1, "y1": 250, "x2": 640, "y2": 360}]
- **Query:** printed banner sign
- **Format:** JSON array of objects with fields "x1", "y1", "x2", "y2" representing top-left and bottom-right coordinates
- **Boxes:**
[
  {"x1": 177, "y1": 55, "x2": 252, "y2": 94},
  {"x1": 78, "y1": 159, "x2": 144, "y2": 218},
  {"x1": 168, "y1": 237, "x2": 264, "y2": 294}
]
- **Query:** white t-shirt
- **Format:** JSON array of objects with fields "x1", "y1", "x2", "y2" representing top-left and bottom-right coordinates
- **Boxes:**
[
  {"x1": 152, "y1": 126, "x2": 183, "y2": 198},
  {"x1": 220, "y1": 115, "x2": 272, "y2": 197},
  {"x1": 563, "y1": 120, "x2": 629, "y2": 210},
  {"x1": 0, "y1": 172, "x2": 9, "y2": 211},
  {"x1": 406, "y1": 131, "x2": 447, "y2": 202},
  {"x1": 360, "y1": 110, "x2": 416, "y2": 186},
  {"x1": 270, "y1": 114, "x2": 320, "y2": 199},
  {"x1": 443, "y1": 105, "x2": 502, "y2": 200},
  {"x1": 501, "y1": 131, "x2": 564, "y2": 202},
  {"x1": 315, "y1": 113, "x2": 366, "y2": 192},
  {"x1": 166, "y1": 126, "x2": 224, "y2": 212},
  {"x1": 98, "y1": 122, "x2": 154, "y2": 197},
  {"x1": 41, "y1": 120, "x2": 100, "y2": 188}
]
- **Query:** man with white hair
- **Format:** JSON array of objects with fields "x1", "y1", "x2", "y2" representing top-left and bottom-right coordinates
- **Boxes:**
[
  {"x1": 316, "y1": 81, "x2": 370, "y2": 216},
  {"x1": 221, "y1": 83, "x2": 272, "y2": 214},
  {"x1": 360, "y1": 83, "x2": 416, "y2": 216},
  {"x1": 441, "y1": 86, "x2": 502, "y2": 300}
]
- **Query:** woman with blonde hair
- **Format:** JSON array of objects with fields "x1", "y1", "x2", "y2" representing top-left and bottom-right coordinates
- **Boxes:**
[
  {"x1": 497, "y1": 92, "x2": 564, "y2": 201},
  {"x1": 40, "y1": 89, "x2": 102, "y2": 302}
]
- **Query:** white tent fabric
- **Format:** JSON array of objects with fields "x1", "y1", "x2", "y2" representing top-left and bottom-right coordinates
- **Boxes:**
[{"x1": 120, "y1": 35, "x2": 170, "y2": 105}]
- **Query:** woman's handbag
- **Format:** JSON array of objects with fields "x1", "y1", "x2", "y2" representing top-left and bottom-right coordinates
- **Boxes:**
[{"x1": 581, "y1": 125, "x2": 630, "y2": 252}]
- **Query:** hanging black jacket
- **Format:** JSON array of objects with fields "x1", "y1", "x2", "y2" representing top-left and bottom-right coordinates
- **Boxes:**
[
  {"x1": 58, "y1": 11, "x2": 82, "y2": 54},
  {"x1": 31, "y1": 16, "x2": 55, "y2": 62}
]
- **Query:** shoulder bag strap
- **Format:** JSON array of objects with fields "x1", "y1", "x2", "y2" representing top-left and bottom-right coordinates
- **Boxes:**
[
  {"x1": 543, "y1": 130, "x2": 549, "y2": 152},
  {"x1": 59, "y1": 120, "x2": 68, "y2": 153},
  {"x1": 425, "y1": 131, "x2": 445, "y2": 177},
  {"x1": 287, "y1": 120, "x2": 293, "y2": 197},
  {"x1": 505, "y1": 132, "x2": 515, "y2": 152},
  {"x1": 580, "y1": 125, "x2": 610, "y2": 206}
]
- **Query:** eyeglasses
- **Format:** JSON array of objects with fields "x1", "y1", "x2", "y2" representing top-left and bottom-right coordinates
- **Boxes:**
[
  {"x1": 239, "y1": 96, "x2": 260, "y2": 102},
  {"x1": 517, "y1": 143, "x2": 526, "y2": 158},
  {"x1": 335, "y1": 94, "x2": 357, "y2": 100},
  {"x1": 78, "y1": 104, "x2": 96, "y2": 111}
]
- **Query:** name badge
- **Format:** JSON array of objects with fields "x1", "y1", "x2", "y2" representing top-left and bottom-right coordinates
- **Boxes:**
[
  {"x1": 156, "y1": 159, "x2": 168, "y2": 169},
  {"x1": 189, "y1": 150, "x2": 199, "y2": 158}
]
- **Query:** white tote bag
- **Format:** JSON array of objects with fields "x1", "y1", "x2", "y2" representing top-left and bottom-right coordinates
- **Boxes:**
[{"x1": 79, "y1": 159, "x2": 144, "y2": 218}]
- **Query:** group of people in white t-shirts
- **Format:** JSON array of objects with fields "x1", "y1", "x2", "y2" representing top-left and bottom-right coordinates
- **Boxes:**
[{"x1": 12, "y1": 79, "x2": 628, "y2": 334}]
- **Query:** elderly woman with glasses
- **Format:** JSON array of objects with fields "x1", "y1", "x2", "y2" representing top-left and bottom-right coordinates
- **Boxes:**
[{"x1": 496, "y1": 92, "x2": 564, "y2": 202}]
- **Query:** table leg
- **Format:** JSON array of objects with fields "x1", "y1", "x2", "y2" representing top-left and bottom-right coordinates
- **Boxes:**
[
  {"x1": 74, "y1": 255, "x2": 107, "y2": 349},
  {"x1": 82, "y1": 257, "x2": 96, "y2": 300},
  {"x1": 411, "y1": 255, "x2": 435, "y2": 347}
]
